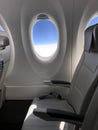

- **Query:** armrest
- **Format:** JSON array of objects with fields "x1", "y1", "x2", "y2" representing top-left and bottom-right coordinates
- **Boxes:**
[
  {"x1": 44, "y1": 80, "x2": 71, "y2": 87},
  {"x1": 34, "y1": 108, "x2": 84, "y2": 126}
]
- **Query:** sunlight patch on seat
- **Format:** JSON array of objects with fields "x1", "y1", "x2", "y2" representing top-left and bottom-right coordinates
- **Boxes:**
[
  {"x1": 25, "y1": 104, "x2": 37, "y2": 120},
  {"x1": 59, "y1": 121, "x2": 65, "y2": 130}
]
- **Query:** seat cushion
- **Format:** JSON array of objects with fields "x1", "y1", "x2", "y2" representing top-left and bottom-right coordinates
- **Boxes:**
[
  {"x1": 33, "y1": 97, "x2": 74, "y2": 111},
  {"x1": 22, "y1": 98, "x2": 74, "y2": 130}
]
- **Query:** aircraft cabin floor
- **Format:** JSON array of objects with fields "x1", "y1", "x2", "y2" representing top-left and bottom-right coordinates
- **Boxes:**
[{"x1": 0, "y1": 100, "x2": 32, "y2": 130}]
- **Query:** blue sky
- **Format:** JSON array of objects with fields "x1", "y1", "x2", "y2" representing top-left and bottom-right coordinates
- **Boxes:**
[
  {"x1": 32, "y1": 16, "x2": 98, "y2": 46},
  {"x1": 0, "y1": 25, "x2": 4, "y2": 32},
  {"x1": 0, "y1": 17, "x2": 97, "y2": 58},
  {"x1": 0, "y1": 16, "x2": 98, "y2": 44},
  {"x1": 87, "y1": 16, "x2": 98, "y2": 27},
  {"x1": 32, "y1": 19, "x2": 58, "y2": 45}
]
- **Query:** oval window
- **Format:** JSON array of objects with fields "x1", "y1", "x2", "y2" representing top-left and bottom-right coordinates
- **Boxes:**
[
  {"x1": 0, "y1": 25, "x2": 4, "y2": 32},
  {"x1": 87, "y1": 15, "x2": 98, "y2": 28},
  {"x1": 31, "y1": 15, "x2": 59, "y2": 60}
]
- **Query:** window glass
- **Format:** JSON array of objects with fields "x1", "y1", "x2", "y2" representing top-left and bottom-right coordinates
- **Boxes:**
[
  {"x1": 0, "y1": 25, "x2": 4, "y2": 32},
  {"x1": 31, "y1": 17, "x2": 59, "y2": 59},
  {"x1": 87, "y1": 15, "x2": 98, "y2": 28}
]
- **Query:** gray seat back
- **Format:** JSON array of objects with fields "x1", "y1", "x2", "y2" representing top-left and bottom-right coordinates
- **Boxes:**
[
  {"x1": 81, "y1": 85, "x2": 98, "y2": 130},
  {"x1": 0, "y1": 36, "x2": 10, "y2": 108},
  {"x1": 68, "y1": 24, "x2": 98, "y2": 115}
]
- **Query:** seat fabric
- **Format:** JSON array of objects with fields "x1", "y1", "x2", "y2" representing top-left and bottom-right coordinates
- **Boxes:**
[
  {"x1": 23, "y1": 98, "x2": 73, "y2": 130},
  {"x1": 81, "y1": 86, "x2": 98, "y2": 130},
  {"x1": 22, "y1": 24, "x2": 98, "y2": 130}
]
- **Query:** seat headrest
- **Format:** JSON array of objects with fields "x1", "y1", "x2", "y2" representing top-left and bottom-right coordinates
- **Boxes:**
[{"x1": 84, "y1": 24, "x2": 98, "y2": 52}]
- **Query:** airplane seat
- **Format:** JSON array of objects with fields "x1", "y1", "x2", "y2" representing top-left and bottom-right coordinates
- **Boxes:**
[
  {"x1": 0, "y1": 36, "x2": 10, "y2": 108},
  {"x1": 22, "y1": 24, "x2": 98, "y2": 130},
  {"x1": 81, "y1": 85, "x2": 98, "y2": 130}
]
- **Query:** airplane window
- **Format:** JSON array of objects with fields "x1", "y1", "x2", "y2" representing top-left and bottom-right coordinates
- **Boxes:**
[
  {"x1": 87, "y1": 15, "x2": 98, "y2": 28},
  {"x1": 0, "y1": 25, "x2": 4, "y2": 32},
  {"x1": 31, "y1": 17, "x2": 59, "y2": 60}
]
